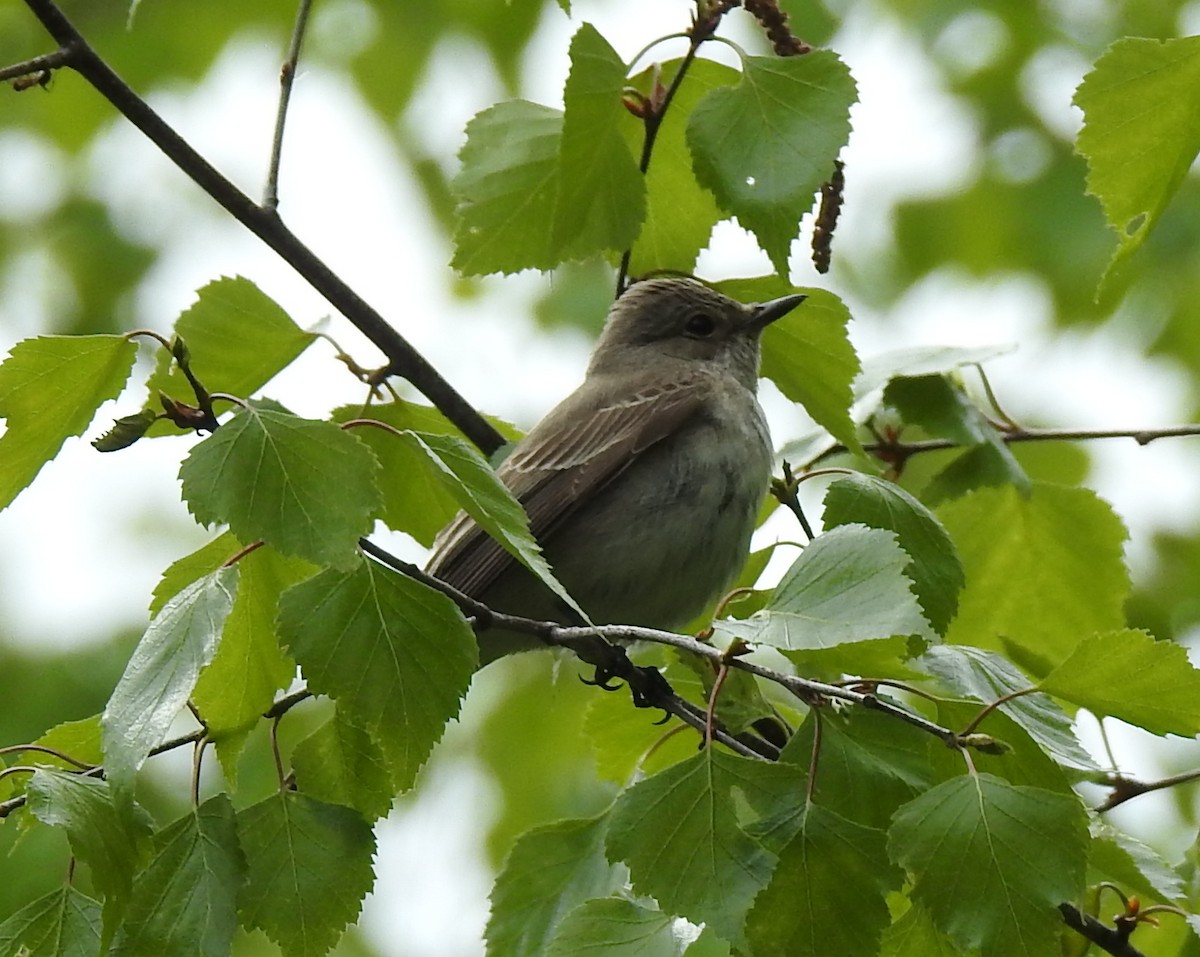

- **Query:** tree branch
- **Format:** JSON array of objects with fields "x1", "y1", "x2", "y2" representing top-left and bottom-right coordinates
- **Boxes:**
[
  {"x1": 20, "y1": 0, "x2": 504, "y2": 456},
  {"x1": 1094, "y1": 766, "x2": 1200, "y2": 813},
  {"x1": 359, "y1": 538, "x2": 964, "y2": 753},
  {"x1": 810, "y1": 423, "x2": 1200, "y2": 469},
  {"x1": 263, "y1": 0, "x2": 314, "y2": 209}
]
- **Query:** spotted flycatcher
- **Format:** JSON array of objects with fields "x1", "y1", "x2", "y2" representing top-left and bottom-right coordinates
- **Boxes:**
[{"x1": 427, "y1": 277, "x2": 805, "y2": 661}]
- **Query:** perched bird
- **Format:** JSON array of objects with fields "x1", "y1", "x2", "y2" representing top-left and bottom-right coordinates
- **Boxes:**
[{"x1": 426, "y1": 277, "x2": 805, "y2": 663}]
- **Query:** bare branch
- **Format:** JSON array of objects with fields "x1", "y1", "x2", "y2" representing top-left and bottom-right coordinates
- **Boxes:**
[{"x1": 264, "y1": 0, "x2": 314, "y2": 209}]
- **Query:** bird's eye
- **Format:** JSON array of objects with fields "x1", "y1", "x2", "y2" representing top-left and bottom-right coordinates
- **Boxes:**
[{"x1": 684, "y1": 313, "x2": 717, "y2": 338}]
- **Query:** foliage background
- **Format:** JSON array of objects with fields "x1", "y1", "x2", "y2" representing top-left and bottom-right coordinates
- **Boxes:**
[{"x1": 2, "y1": 0, "x2": 1200, "y2": 955}]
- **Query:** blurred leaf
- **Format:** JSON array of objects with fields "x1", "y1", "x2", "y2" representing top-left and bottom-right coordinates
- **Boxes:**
[
  {"x1": 33, "y1": 715, "x2": 103, "y2": 770},
  {"x1": 291, "y1": 708, "x2": 400, "y2": 822},
  {"x1": 101, "y1": 567, "x2": 237, "y2": 798},
  {"x1": 545, "y1": 899, "x2": 680, "y2": 957},
  {"x1": 687, "y1": 51, "x2": 855, "y2": 274},
  {"x1": 625, "y1": 58, "x2": 737, "y2": 276},
  {"x1": 0, "y1": 334, "x2": 136, "y2": 511},
  {"x1": 110, "y1": 795, "x2": 244, "y2": 957},
  {"x1": 880, "y1": 903, "x2": 967, "y2": 957},
  {"x1": 921, "y1": 442, "x2": 1029, "y2": 507},
  {"x1": 855, "y1": 345, "x2": 1014, "y2": 401},
  {"x1": 1074, "y1": 37, "x2": 1200, "y2": 297},
  {"x1": 26, "y1": 770, "x2": 151, "y2": 934},
  {"x1": 144, "y1": 277, "x2": 313, "y2": 432},
  {"x1": 746, "y1": 804, "x2": 899, "y2": 957},
  {"x1": 938, "y1": 483, "x2": 1129, "y2": 671},
  {"x1": 718, "y1": 524, "x2": 930, "y2": 654},
  {"x1": 606, "y1": 748, "x2": 776, "y2": 942},
  {"x1": 179, "y1": 401, "x2": 381, "y2": 569},
  {"x1": 1088, "y1": 822, "x2": 1187, "y2": 908},
  {"x1": 333, "y1": 403, "x2": 464, "y2": 546},
  {"x1": 278, "y1": 558, "x2": 476, "y2": 790},
  {"x1": 487, "y1": 815, "x2": 623, "y2": 957},
  {"x1": 1040, "y1": 629, "x2": 1200, "y2": 737},
  {"x1": 889, "y1": 775, "x2": 1089, "y2": 957},
  {"x1": 921, "y1": 645, "x2": 1098, "y2": 772},
  {"x1": 236, "y1": 791, "x2": 375, "y2": 957},
  {"x1": 192, "y1": 545, "x2": 309, "y2": 744},
  {"x1": 823, "y1": 471, "x2": 964, "y2": 634},
  {"x1": 0, "y1": 886, "x2": 101, "y2": 957},
  {"x1": 552, "y1": 24, "x2": 645, "y2": 253},
  {"x1": 584, "y1": 682, "x2": 701, "y2": 786}
]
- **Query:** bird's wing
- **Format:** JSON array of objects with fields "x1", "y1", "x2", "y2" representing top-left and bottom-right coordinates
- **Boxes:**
[{"x1": 426, "y1": 373, "x2": 709, "y2": 600}]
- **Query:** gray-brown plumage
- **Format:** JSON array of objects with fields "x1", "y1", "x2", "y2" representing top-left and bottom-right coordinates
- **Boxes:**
[{"x1": 426, "y1": 277, "x2": 805, "y2": 662}]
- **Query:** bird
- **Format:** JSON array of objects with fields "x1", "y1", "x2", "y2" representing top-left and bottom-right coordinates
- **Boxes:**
[{"x1": 425, "y1": 276, "x2": 806, "y2": 663}]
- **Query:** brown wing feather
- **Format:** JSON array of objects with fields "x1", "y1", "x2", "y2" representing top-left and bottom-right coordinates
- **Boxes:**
[{"x1": 426, "y1": 373, "x2": 709, "y2": 600}]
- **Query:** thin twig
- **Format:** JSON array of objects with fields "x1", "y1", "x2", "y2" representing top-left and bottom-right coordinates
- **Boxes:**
[
  {"x1": 264, "y1": 0, "x2": 314, "y2": 209},
  {"x1": 360, "y1": 537, "x2": 962, "y2": 751},
  {"x1": 957, "y1": 685, "x2": 1038, "y2": 738},
  {"x1": 1095, "y1": 767, "x2": 1200, "y2": 813},
  {"x1": 0, "y1": 687, "x2": 314, "y2": 819},
  {"x1": 809, "y1": 422, "x2": 1200, "y2": 470},
  {"x1": 20, "y1": 0, "x2": 504, "y2": 456},
  {"x1": 615, "y1": 20, "x2": 716, "y2": 294},
  {"x1": 0, "y1": 45, "x2": 74, "y2": 83}
]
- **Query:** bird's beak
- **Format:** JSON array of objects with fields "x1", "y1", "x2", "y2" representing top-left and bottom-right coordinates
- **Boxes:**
[{"x1": 751, "y1": 293, "x2": 807, "y2": 330}]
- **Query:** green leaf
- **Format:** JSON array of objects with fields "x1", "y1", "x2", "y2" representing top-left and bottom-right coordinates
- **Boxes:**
[
  {"x1": 824, "y1": 472, "x2": 964, "y2": 635},
  {"x1": 687, "y1": 51, "x2": 856, "y2": 275},
  {"x1": 884, "y1": 375, "x2": 1027, "y2": 498},
  {"x1": 278, "y1": 557, "x2": 476, "y2": 790},
  {"x1": 26, "y1": 770, "x2": 151, "y2": 930},
  {"x1": 746, "y1": 804, "x2": 899, "y2": 957},
  {"x1": 922, "y1": 645, "x2": 1098, "y2": 772},
  {"x1": 101, "y1": 566, "x2": 237, "y2": 797},
  {"x1": 144, "y1": 276, "x2": 313, "y2": 426},
  {"x1": 552, "y1": 23, "x2": 644, "y2": 253},
  {"x1": 606, "y1": 749, "x2": 776, "y2": 943},
  {"x1": 0, "y1": 886, "x2": 102, "y2": 957},
  {"x1": 718, "y1": 524, "x2": 930, "y2": 654},
  {"x1": 0, "y1": 334, "x2": 136, "y2": 511},
  {"x1": 394, "y1": 428, "x2": 587, "y2": 620},
  {"x1": 33, "y1": 715, "x2": 104, "y2": 770},
  {"x1": 856, "y1": 344, "x2": 1014, "y2": 401},
  {"x1": 487, "y1": 815, "x2": 623, "y2": 957},
  {"x1": 236, "y1": 791, "x2": 375, "y2": 957},
  {"x1": 545, "y1": 899, "x2": 681, "y2": 957},
  {"x1": 332, "y1": 402, "x2": 465, "y2": 546},
  {"x1": 1088, "y1": 822, "x2": 1187, "y2": 907},
  {"x1": 938, "y1": 483, "x2": 1129, "y2": 671},
  {"x1": 451, "y1": 99, "x2": 564, "y2": 275},
  {"x1": 179, "y1": 402, "x2": 382, "y2": 569},
  {"x1": 626, "y1": 59, "x2": 736, "y2": 276},
  {"x1": 1073, "y1": 37, "x2": 1200, "y2": 296},
  {"x1": 585, "y1": 686, "x2": 700, "y2": 786},
  {"x1": 778, "y1": 707, "x2": 933, "y2": 830},
  {"x1": 922, "y1": 442, "x2": 1029, "y2": 508},
  {"x1": 110, "y1": 795, "x2": 245, "y2": 957},
  {"x1": 932, "y1": 701, "x2": 1074, "y2": 795},
  {"x1": 880, "y1": 904, "x2": 965, "y2": 957},
  {"x1": 149, "y1": 532, "x2": 241, "y2": 616},
  {"x1": 1039, "y1": 629, "x2": 1200, "y2": 737},
  {"x1": 192, "y1": 545, "x2": 309, "y2": 742},
  {"x1": 291, "y1": 708, "x2": 399, "y2": 822},
  {"x1": 717, "y1": 279, "x2": 860, "y2": 454},
  {"x1": 888, "y1": 774, "x2": 1089, "y2": 957}
]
